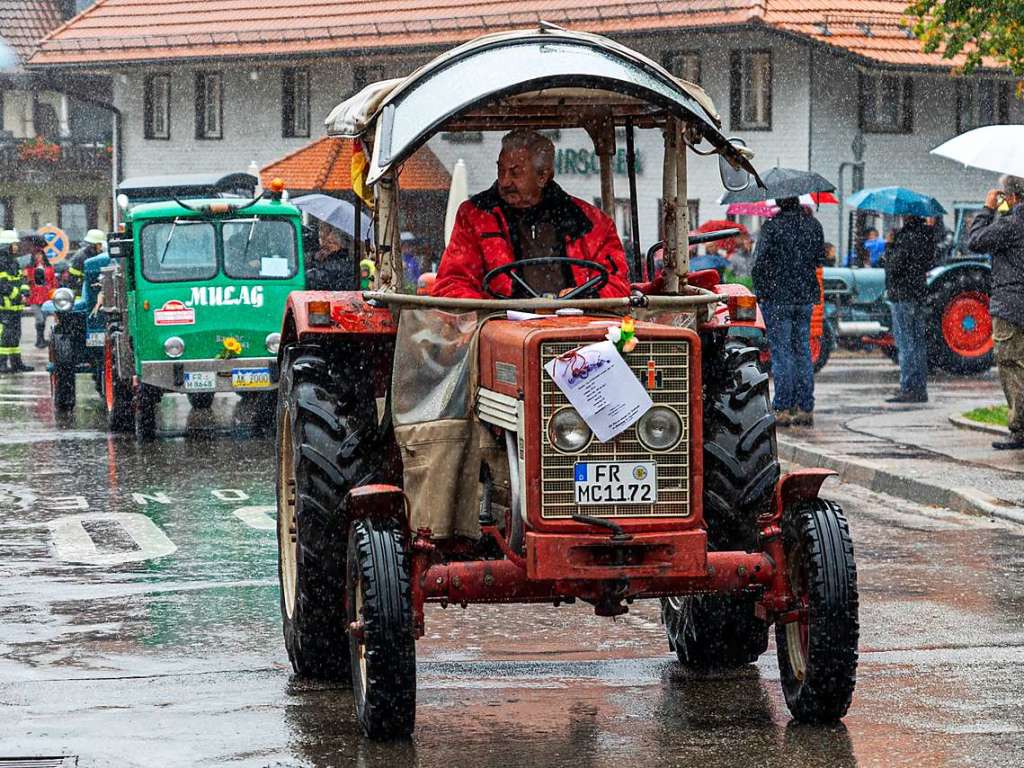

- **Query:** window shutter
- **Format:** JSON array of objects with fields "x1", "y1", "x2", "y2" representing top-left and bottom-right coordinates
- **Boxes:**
[
  {"x1": 194, "y1": 72, "x2": 204, "y2": 139},
  {"x1": 902, "y1": 77, "x2": 914, "y2": 133},
  {"x1": 282, "y1": 69, "x2": 295, "y2": 137},
  {"x1": 999, "y1": 81, "x2": 1011, "y2": 124},
  {"x1": 143, "y1": 76, "x2": 153, "y2": 138},
  {"x1": 955, "y1": 81, "x2": 964, "y2": 134},
  {"x1": 857, "y1": 74, "x2": 866, "y2": 131},
  {"x1": 763, "y1": 52, "x2": 773, "y2": 129},
  {"x1": 729, "y1": 51, "x2": 741, "y2": 129}
]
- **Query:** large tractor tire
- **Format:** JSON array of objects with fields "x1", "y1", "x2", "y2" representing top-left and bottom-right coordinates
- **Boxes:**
[
  {"x1": 777, "y1": 499, "x2": 859, "y2": 723},
  {"x1": 662, "y1": 593, "x2": 769, "y2": 670},
  {"x1": 347, "y1": 517, "x2": 417, "y2": 739},
  {"x1": 661, "y1": 340, "x2": 778, "y2": 669},
  {"x1": 926, "y1": 268, "x2": 993, "y2": 375},
  {"x1": 276, "y1": 344, "x2": 380, "y2": 681},
  {"x1": 103, "y1": 340, "x2": 134, "y2": 433},
  {"x1": 49, "y1": 331, "x2": 76, "y2": 414},
  {"x1": 702, "y1": 341, "x2": 780, "y2": 550},
  {"x1": 187, "y1": 392, "x2": 216, "y2": 409}
]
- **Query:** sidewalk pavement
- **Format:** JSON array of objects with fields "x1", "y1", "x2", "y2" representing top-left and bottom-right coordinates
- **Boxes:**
[{"x1": 779, "y1": 355, "x2": 1024, "y2": 524}]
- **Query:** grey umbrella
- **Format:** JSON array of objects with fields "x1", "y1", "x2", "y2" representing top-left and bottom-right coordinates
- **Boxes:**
[
  {"x1": 292, "y1": 194, "x2": 374, "y2": 239},
  {"x1": 720, "y1": 167, "x2": 835, "y2": 204}
]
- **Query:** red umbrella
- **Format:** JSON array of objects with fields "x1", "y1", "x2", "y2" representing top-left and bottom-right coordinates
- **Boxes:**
[{"x1": 695, "y1": 219, "x2": 748, "y2": 254}]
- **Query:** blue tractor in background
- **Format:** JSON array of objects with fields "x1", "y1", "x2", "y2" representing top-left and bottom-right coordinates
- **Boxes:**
[{"x1": 820, "y1": 202, "x2": 992, "y2": 375}]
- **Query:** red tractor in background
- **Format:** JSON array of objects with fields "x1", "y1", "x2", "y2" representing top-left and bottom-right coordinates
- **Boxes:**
[{"x1": 275, "y1": 27, "x2": 860, "y2": 739}]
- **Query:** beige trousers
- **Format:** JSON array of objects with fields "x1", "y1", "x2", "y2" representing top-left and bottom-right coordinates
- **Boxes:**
[{"x1": 993, "y1": 316, "x2": 1024, "y2": 437}]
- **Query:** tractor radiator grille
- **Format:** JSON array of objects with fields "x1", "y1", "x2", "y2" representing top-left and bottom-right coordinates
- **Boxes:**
[{"x1": 539, "y1": 340, "x2": 691, "y2": 519}]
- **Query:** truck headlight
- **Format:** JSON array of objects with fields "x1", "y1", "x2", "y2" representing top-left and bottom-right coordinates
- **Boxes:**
[
  {"x1": 52, "y1": 287, "x2": 74, "y2": 311},
  {"x1": 637, "y1": 406, "x2": 683, "y2": 451},
  {"x1": 164, "y1": 336, "x2": 185, "y2": 358},
  {"x1": 265, "y1": 332, "x2": 281, "y2": 354},
  {"x1": 548, "y1": 407, "x2": 592, "y2": 453}
]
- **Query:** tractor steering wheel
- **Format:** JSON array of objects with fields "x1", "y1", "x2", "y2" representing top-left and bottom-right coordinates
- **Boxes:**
[{"x1": 483, "y1": 258, "x2": 609, "y2": 300}]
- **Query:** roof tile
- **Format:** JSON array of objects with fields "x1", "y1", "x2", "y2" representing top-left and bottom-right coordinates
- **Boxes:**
[{"x1": 1, "y1": 0, "x2": 65, "y2": 65}]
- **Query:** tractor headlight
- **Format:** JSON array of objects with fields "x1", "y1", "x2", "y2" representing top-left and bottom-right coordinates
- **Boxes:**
[
  {"x1": 52, "y1": 287, "x2": 74, "y2": 312},
  {"x1": 637, "y1": 406, "x2": 683, "y2": 451},
  {"x1": 548, "y1": 407, "x2": 592, "y2": 453},
  {"x1": 265, "y1": 332, "x2": 281, "y2": 354},
  {"x1": 164, "y1": 336, "x2": 185, "y2": 358}
]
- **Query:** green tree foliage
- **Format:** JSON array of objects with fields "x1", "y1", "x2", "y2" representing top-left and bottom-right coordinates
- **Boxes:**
[{"x1": 905, "y1": 1, "x2": 1024, "y2": 78}]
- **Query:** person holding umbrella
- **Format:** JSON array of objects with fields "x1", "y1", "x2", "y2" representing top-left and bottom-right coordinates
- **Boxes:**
[
  {"x1": 306, "y1": 221, "x2": 357, "y2": 291},
  {"x1": 966, "y1": 175, "x2": 1024, "y2": 450},
  {"x1": 882, "y1": 215, "x2": 936, "y2": 403},
  {"x1": 752, "y1": 197, "x2": 826, "y2": 427}
]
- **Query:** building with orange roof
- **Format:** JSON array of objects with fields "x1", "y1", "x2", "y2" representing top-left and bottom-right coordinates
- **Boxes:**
[{"x1": 21, "y1": 0, "x2": 1020, "y2": 253}]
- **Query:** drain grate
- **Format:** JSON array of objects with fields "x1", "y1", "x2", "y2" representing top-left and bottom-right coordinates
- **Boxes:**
[{"x1": 0, "y1": 758, "x2": 77, "y2": 767}]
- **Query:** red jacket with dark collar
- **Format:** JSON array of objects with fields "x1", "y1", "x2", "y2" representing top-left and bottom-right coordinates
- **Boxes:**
[{"x1": 432, "y1": 183, "x2": 631, "y2": 299}]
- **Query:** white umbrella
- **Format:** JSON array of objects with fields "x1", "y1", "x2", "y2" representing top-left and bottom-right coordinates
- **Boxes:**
[
  {"x1": 444, "y1": 159, "x2": 469, "y2": 247},
  {"x1": 292, "y1": 194, "x2": 374, "y2": 239},
  {"x1": 931, "y1": 125, "x2": 1024, "y2": 177}
]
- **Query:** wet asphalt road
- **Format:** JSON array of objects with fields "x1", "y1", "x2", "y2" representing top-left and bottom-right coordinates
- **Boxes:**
[{"x1": 2, "y1": 362, "x2": 1024, "y2": 767}]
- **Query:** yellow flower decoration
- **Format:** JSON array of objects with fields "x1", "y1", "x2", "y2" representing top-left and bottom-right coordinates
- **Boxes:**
[{"x1": 218, "y1": 336, "x2": 243, "y2": 359}]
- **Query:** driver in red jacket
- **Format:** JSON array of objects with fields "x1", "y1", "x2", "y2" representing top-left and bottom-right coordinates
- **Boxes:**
[{"x1": 432, "y1": 129, "x2": 631, "y2": 299}]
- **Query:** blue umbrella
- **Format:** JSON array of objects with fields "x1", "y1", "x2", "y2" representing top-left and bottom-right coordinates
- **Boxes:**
[
  {"x1": 292, "y1": 194, "x2": 374, "y2": 240},
  {"x1": 845, "y1": 187, "x2": 946, "y2": 217}
]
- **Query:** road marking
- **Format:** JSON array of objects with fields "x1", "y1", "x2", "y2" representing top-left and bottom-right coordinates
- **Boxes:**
[
  {"x1": 233, "y1": 505, "x2": 276, "y2": 530},
  {"x1": 45, "y1": 495, "x2": 89, "y2": 510},
  {"x1": 212, "y1": 488, "x2": 250, "y2": 502},
  {"x1": 131, "y1": 491, "x2": 172, "y2": 506},
  {"x1": 48, "y1": 512, "x2": 177, "y2": 565}
]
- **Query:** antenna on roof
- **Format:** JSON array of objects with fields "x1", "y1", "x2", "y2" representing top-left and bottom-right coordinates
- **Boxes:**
[{"x1": 538, "y1": 20, "x2": 567, "y2": 33}]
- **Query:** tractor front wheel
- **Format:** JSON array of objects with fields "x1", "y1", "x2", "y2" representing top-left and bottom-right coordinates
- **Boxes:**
[
  {"x1": 134, "y1": 384, "x2": 160, "y2": 440},
  {"x1": 776, "y1": 499, "x2": 859, "y2": 723},
  {"x1": 187, "y1": 392, "x2": 216, "y2": 409},
  {"x1": 347, "y1": 517, "x2": 417, "y2": 739},
  {"x1": 104, "y1": 340, "x2": 134, "y2": 433},
  {"x1": 49, "y1": 332, "x2": 76, "y2": 414}
]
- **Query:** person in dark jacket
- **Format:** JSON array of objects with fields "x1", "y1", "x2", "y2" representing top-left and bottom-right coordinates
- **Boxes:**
[
  {"x1": 967, "y1": 175, "x2": 1024, "y2": 450},
  {"x1": 305, "y1": 222, "x2": 357, "y2": 291},
  {"x1": 882, "y1": 215, "x2": 936, "y2": 403},
  {"x1": 752, "y1": 197, "x2": 825, "y2": 427},
  {"x1": 64, "y1": 229, "x2": 106, "y2": 297},
  {"x1": 0, "y1": 232, "x2": 32, "y2": 373}
]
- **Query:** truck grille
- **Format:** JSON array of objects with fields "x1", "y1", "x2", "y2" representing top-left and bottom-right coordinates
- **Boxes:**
[{"x1": 540, "y1": 340, "x2": 691, "y2": 519}]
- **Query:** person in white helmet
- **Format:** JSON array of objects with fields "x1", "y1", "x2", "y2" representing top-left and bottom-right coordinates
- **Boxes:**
[{"x1": 64, "y1": 229, "x2": 106, "y2": 297}]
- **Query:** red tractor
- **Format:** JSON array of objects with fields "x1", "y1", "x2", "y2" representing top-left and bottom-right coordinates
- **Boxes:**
[{"x1": 275, "y1": 27, "x2": 859, "y2": 739}]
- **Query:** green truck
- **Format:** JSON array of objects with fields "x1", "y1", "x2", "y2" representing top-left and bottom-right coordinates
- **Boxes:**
[{"x1": 78, "y1": 180, "x2": 305, "y2": 438}]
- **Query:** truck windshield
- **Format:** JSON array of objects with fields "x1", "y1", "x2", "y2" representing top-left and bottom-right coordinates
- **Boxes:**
[
  {"x1": 141, "y1": 220, "x2": 218, "y2": 282},
  {"x1": 223, "y1": 218, "x2": 297, "y2": 279}
]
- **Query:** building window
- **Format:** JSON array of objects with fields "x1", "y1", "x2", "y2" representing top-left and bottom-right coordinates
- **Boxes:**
[
  {"x1": 195, "y1": 72, "x2": 223, "y2": 139},
  {"x1": 0, "y1": 198, "x2": 12, "y2": 229},
  {"x1": 143, "y1": 74, "x2": 171, "y2": 140},
  {"x1": 730, "y1": 51, "x2": 772, "y2": 130},
  {"x1": 859, "y1": 73, "x2": 914, "y2": 134},
  {"x1": 58, "y1": 197, "x2": 97, "y2": 243},
  {"x1": 353, "y1": 65, "x2": 385, "y2": 92},
  {"x1": 957, "y1": 79, "x2": 1011, "y2": 133},
  {"x1": 664, "y1": 51, "x2": 701, "y2": 84},
  {"x1": 282, "y1": 68, "x2": 310, "y2": 138}
]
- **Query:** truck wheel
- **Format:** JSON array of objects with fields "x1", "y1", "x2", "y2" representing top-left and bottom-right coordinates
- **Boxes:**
[
  {"x1": 134, "y1": 384, "x2": 160, "y2": 440},
  {"x1": 347, "y1": 517, "x2": 416, "y2": 739},
  {"x1": 927, "y1": 269, "x2": 993, "y2": 375},
  {"x1": 277, "y1": 344, "x2": 379, "y2": 680},
  {"x1": 702, "y1": 341, "x2": 780, "y2": 550},
  {"x1": 811, "y1": 320, "x2": 835, "y2": 374},
  {"x1": 187, "y1": 392, "x2": 216, "y2": 409},
  {"x1": 777, "y1": 499, "x2": 859, "y2": 723},
  {"x1": 661, "y1": 593, "x2": 768, "y2": 669},
  {"x1": 104, "y1": 341, "x2": 134, "y2": 433}
]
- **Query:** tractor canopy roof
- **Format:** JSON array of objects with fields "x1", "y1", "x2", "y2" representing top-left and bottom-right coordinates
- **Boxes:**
[
  {"x1": 117, "y1": 173, "x2": 259, "y2": 204},
  {"x1": 324, "y1": 24, "x2": 757, "y2": 186},
  {"x1": 125, "y1": 197, "x2": 302, "y2": 223}
]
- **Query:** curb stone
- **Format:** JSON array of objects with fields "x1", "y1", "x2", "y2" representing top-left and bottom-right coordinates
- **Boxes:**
[
  {"x1": 948, "y1": 414, "x2": 1010, "y2": 436},
  {"x1": 777, "y1": 437, "x2": 1024, "y2": 526}
]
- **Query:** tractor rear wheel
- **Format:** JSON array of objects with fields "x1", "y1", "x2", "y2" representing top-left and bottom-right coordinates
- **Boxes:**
[
  {"x1": 104, "y1": 340, "x2": 134, "y2": 433},
  {"x1": 926, "y1": 268, "x2": 993, "y2": 375},
  {"x1": 187, "y1": 392, "x2": 216, "y2": 409},
  {"x1": 276, "y1": 344, "x2": 380, "y2": 680},
  {"x1": 702, "y1": 341, "x2": 780, "y2": 550},
  {"x1": 661, "y1": 593, "x2": 769, "y2": 669},
  {"x1": 347, "y1": 517, "x2": 416, "y2": 739},
  {"x1": 776, "y1": 499, "x2": 859, "y2": 723}
]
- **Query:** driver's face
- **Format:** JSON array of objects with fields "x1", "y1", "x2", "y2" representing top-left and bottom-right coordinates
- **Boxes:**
[{"x1": 497, "y1": 148, "x2": 551, "y2": 209}]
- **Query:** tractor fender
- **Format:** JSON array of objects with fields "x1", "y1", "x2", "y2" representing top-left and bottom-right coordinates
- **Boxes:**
[
  {"x1": 767, "y1": 468, "x2": 836, "y2": 522},
  {"x1": 704, "y1": 282, "x2": 766, "y2": 332},
  {"x1": 926, "y1": 259, "x2": 990, "y2": 288},
  {"x1": 278, "y1": 290, "x2": 398, "y2": 351},
  {"x1": 345, "y1": 484, "x2": 410, "y2": 532}
]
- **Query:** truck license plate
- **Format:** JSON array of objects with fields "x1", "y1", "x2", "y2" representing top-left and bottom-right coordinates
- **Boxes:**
[
  {"x1": 574, "y1": 462, "x2": 657, "y2": 505},
  {"x1": 183, "y1": 371, "x2": 216, "y2": 391},
  {"x1": 231, "y1": 367, "x2": 271, "y2": 389},
  {"x1": 85, "y1": 331, "x2": 105, "y2": 348}
]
